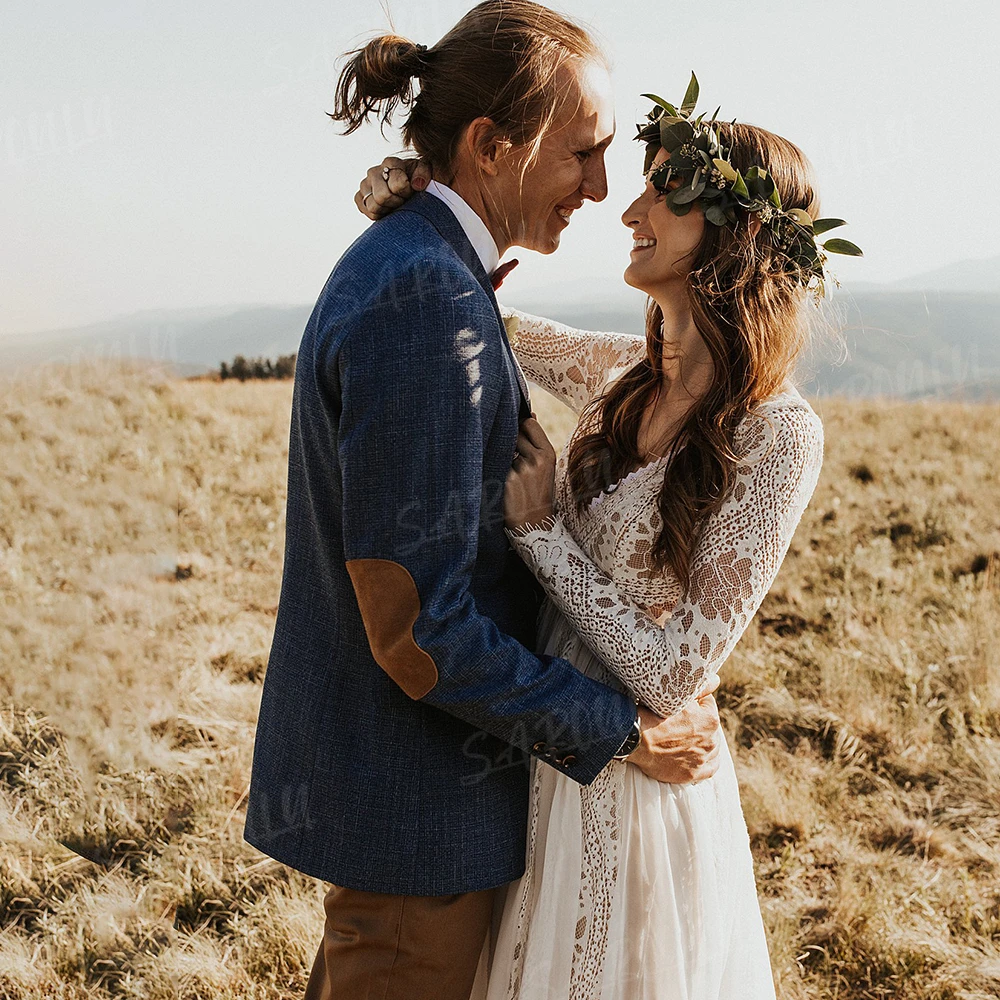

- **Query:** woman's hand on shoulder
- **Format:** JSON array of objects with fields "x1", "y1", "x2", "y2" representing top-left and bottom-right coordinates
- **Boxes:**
[{"x1": 356, "y1": 156, "x2": 433, "y2": 221}]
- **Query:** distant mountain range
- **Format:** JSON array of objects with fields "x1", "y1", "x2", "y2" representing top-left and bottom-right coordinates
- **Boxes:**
[
  {"x1": 6, "y1": 255, "x2": 999, "y2": 400},
  {"x1": 4, "y1": 304, "x2": 313, "y2": 381},
  {"x1": 849, "y1": 254, "x2": 1000, "y2": 294}
]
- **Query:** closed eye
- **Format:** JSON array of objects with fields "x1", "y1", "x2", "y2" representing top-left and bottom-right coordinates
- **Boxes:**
[{"x1": 575, "y1": 136, "x2": 613, "y2": 163}]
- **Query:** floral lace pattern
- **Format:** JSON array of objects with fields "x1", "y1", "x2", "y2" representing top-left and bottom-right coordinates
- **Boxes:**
[
  {"x1": 493, "y1": 308, "x2": 823, "y2": 998},
  {"x1": 503, "y1": 308, "x2": 647, "y2": 415},
  {"x1": 507, "y1": 397, "x2": 823, "y2": 719}
]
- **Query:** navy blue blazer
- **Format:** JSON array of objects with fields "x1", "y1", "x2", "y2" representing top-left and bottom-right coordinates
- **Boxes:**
[{"x1": 244, "y1": 193, "x2": 635, "y2": 895}]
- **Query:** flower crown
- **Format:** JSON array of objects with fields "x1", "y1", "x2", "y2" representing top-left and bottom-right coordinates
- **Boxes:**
[{"x1": 635, "y1": 73, "x2": 862, "y2": 296}]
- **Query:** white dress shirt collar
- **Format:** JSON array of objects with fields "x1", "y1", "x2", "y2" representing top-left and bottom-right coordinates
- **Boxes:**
[{"x1": 425, "y1": 180, "x2": 500, "y2": 277}]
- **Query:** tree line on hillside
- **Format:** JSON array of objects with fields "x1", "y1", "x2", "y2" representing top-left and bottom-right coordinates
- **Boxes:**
[{"x1": 219, "y1": 354, "x2": 297, "y2": 381}]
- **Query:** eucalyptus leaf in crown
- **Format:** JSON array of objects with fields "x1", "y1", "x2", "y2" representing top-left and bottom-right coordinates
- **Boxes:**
[{"x1": 635, "y1": 73, "x2": 862, "y2": 296}]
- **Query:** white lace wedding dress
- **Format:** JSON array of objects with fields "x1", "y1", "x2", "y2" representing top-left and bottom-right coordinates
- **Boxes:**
[{"x1": 470, "y1": 308, "x2": 824, "y2": 1000}]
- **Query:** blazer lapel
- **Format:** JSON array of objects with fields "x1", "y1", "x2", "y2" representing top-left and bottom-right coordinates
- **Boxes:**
[{"x1": 398, "y1": 195, "x2": 532, "y2": 420}]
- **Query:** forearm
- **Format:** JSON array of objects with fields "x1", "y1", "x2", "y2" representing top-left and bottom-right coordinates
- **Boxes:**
[
  {"x1": 501, "y1": 307, "x2": 645, "y2": 412},
  {"x1": 505, "y1": 403, "x2": 825, "y2": 719},
  {"x1": 423, "y1": 601, "x2": 636, "y2": 782},
  {"x1": 506, "y1": 516, "x2": 715, "y2": 718}
]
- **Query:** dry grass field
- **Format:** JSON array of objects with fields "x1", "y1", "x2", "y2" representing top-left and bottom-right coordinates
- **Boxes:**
[{"x1": 2, "y1": 359, "x2": 999, "y2": 999}]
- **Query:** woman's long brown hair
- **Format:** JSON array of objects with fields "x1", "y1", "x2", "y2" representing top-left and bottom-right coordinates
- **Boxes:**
[{"x1": 566, "y1": 122, "x2": 822, "y2": 590}]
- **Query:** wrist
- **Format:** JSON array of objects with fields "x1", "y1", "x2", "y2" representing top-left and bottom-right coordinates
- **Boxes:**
[
  {"x1": 612, "y1": 708, "x2": 642, "y2": 761},
  {"x1": 625, "y1": 706, "x2": 658, "y2": 767},
  {"x1": 505, "y1": 511, "x2": 557, "y2": 537}
]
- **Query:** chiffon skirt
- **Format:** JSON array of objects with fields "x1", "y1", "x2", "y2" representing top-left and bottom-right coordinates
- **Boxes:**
[{"x1": 470, "y1": 600, "x2": 777, "y2": 1000}]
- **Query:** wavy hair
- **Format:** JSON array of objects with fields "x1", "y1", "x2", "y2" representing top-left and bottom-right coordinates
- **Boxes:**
[{"x1": 566, "y1": 121, "x2": 821, "y2": 589}]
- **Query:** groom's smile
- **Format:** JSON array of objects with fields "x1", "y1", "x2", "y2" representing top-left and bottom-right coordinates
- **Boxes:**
[
  {"x1": 555, "y1": 200, "x2": 584, "y2": 228},
  {"x1": 493, "y1": 58, "x2": 616, "y2": 255}
]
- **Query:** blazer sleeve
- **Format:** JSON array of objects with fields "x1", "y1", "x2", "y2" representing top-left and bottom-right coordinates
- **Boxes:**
[
  {"x1": 501, "y1": 307, "x2": 647, "y2": 413},
  {"x1": 335, "y1": 263, "x2": 635, "y2": 785}
]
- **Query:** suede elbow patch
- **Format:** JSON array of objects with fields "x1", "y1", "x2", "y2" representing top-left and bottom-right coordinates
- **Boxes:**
[{"x1": 345, "y1": 558, "x2": 439, "y2": 699}]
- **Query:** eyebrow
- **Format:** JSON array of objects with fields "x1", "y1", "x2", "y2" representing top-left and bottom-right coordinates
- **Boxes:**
[{"x1": 576, "y1": 132, "x2": 615, "y2": 153}]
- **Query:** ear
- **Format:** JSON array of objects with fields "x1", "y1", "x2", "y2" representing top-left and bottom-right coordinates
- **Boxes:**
[{"x1": 464, "y1": 117, "x2": 510, "y2": 177}]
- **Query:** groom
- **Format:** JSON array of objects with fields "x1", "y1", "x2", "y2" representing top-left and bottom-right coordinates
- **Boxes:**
[{"x1": 245, "y1": 3, "x2": 722, "y2": 998}]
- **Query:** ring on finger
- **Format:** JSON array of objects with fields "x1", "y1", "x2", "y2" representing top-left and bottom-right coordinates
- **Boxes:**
[
  {"x1": 363, "y1": 191, "x2": 374, "y2": 206},
  {"x1": 382, "y1": 166, "x2": 391, "y2": 181}
]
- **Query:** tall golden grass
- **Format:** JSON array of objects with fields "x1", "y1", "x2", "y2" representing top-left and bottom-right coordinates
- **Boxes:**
[{"x1": 2, "y1": 360, "x2": 999, "y2": 999}]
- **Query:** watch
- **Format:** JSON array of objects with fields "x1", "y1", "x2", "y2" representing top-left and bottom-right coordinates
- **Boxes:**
[{"x1": 612, "y1": 711, "x2": 642, "y2": 761}]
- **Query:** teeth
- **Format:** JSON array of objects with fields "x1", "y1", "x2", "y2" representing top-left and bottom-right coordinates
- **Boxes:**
[
  {"x1": 633, "y1": 238, "x2": 657, "y2": 249},
  {"x1": 556, "y1": 208, "x2": 573, "y2": 219}
]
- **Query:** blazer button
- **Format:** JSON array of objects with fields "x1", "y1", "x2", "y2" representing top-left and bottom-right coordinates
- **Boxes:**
[
  {"x1": 560, "y1": 754, "x2": 577, "y2": 767},
  {"x1": 532, "y1": 742, "x2": 547, "y2": 753},
  {"x1": 546, "y1": 746, "x2": 560, "y2": 758}
]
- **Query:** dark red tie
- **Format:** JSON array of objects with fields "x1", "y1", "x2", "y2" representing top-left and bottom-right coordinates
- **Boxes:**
[{"x1": 491, "y1": 258, "x2": 520, "y2": 291}]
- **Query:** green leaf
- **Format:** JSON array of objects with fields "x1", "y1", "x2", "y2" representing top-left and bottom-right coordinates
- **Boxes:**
[
  {"x1": 732, "y1": 171, "x2": 749, "y2": 199},
  {"x1": 769, "y1": 186, "x2": 783, "y2": 210},
  {"x1": 705, "y1": 204, "x2": 728, "y2": 227},
  {"x1": 649, "y1": 164, "x2": 673, "y2": 190},
  {"x1": 713, "y1": 157, "x2": 738, "y2": 182},
  {"x1": 641, "y1": 93, "x2": 673, "y2": 111},
  {"x1": 670, "y1": 179, "x2": 706, "y2": 204},
  {"x1": 680, "y1": 72, "x2": 699, "y2": 115},
  {"x1": 822, "y1": 238, "x2": 864, "y2": 257},
  {"x1": 660, "y1": 119, "x2": 694, "y2": 151},
  {"x1": 812, "y1": 218, "x2": 848, "y2": 235}
]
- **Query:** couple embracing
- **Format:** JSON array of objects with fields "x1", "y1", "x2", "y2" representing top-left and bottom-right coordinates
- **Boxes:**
[{"x1": 245, "y1": 2, "x2": 858, "y2": 997}]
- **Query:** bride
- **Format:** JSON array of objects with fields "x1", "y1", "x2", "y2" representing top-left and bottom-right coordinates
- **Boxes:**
[{"x1": 357, "y1": 81, "x2": 856, "y2": 999}]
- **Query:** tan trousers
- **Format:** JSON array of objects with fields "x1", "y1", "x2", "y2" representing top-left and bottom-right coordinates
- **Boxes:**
[{"x1": 303, "y1": 883, "x2": 497, "y2": 1000}]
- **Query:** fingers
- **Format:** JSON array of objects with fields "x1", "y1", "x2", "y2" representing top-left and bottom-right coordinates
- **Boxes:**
[
  {"x1": 384, "y1": 163, "x2": 412, "y2": 198},
  {"x1": 410, "y1": 159, "x2": 432, "y2": 191},
  {"x1": 355, "y1": 187, "x2": 379, "y2": 222},
  {"x1": 371, "y1": 156, "x2": 424, "y2": 209},
  {"x1": 356, "y1": 155, "x2": 432, "y2": 221},
  {"x1": 691, "y1": 757, "x2": 721, "y2": 783},
  {"x1": 514, "y1": 430, "x2": 554, "y2": 466},
  {"x1": 366, "y1": 165, "x2": 404, "y2": 214},
  {"x1": 700, "y1": 674, "x2": 721, "y2": 697},
  {"x1": 382, "y1": 155, "x2": 410, "y2": 174},
  {"x1": 517, "y1": 417, "x2": 554, "y2": 456}
]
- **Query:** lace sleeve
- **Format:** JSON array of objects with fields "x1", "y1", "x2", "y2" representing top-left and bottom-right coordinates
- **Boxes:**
[
  {"x1": 505, "y1": 400, "x2": 824, "y2": 717},
  {"x1": 501, "y1": 307, "x2": 646, "y2": 413}
]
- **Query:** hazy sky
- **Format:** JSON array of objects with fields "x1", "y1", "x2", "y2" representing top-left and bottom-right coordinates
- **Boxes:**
[{"x1": 2, "y1": 0, "x2": 996, "y2": 335}]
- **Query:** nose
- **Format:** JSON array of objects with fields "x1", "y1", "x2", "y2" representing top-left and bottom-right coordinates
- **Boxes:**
[
  {"x1": 580, "y1": 151, "x2": 609, "y2": 204},
  {"x1": 622, "y1": 192, "x2": 644, "y2": 230}
]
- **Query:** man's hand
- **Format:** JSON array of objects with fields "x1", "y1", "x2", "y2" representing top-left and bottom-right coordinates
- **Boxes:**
[
  {"x1": 627, "y1": 675, "x2": 723, "y2": 784},
  {"x1": 356, "y1": 156, "x2": 433, "y2": 221}
]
